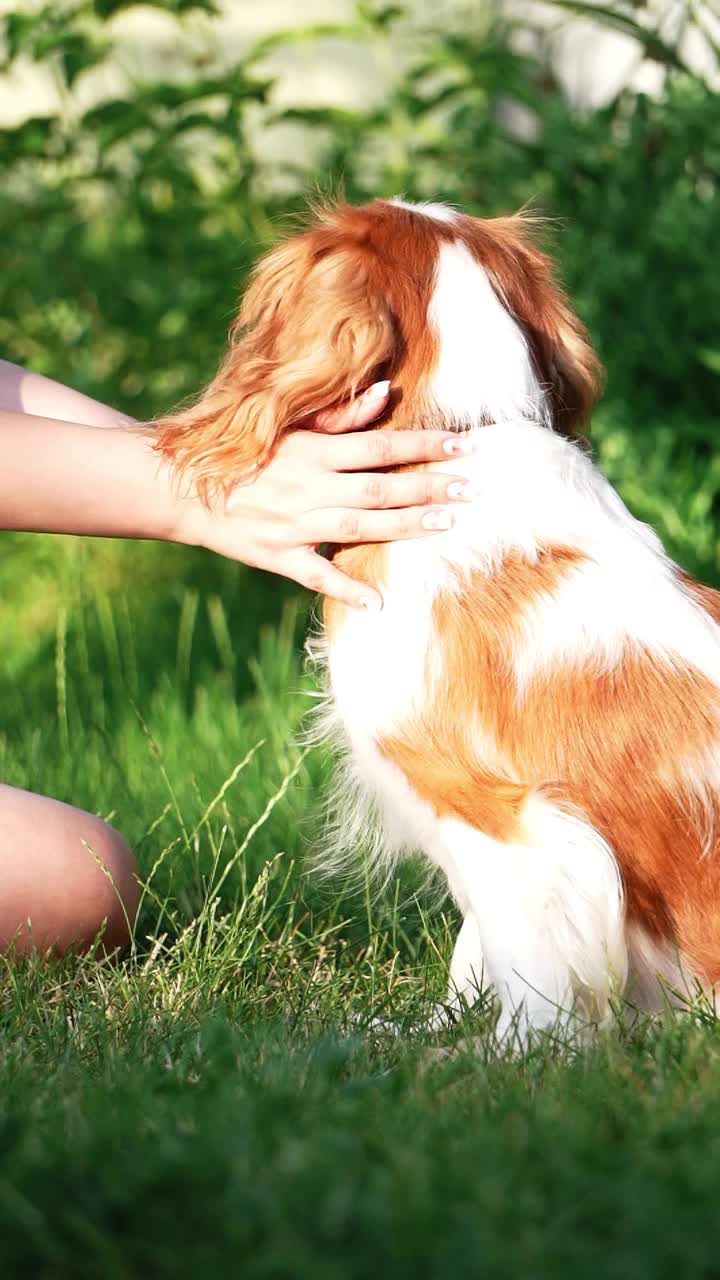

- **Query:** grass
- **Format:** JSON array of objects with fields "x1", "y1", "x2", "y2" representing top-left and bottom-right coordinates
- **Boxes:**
[{"x1": 2, "y1": 406, "x2": 720, "y2": 1277}]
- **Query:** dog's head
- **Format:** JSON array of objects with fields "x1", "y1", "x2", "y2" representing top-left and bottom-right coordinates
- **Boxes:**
[{"x1": 155, "y1": 199, "x2": 602, "y2": 497}]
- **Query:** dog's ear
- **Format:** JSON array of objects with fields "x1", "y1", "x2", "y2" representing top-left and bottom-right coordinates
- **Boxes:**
[
  {"x1": 154, "y1": 233, "x2": 396, "y2": 499},
  {"x1": 519, "y1": 239, "x2": 604, "y2": 434},
  {"x1": 462, "y1": 214, "x2": 604, "y2": 434}
]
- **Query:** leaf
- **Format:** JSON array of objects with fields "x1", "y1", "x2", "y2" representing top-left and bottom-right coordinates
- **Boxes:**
[
  {"x1": 91, "y1": 0, "x2": 219, "y2": 15},
  {"x1": 269, "y1": 105, "x2": 367, "y2": 132},
  {"x1": 0, "y1": 115, "x2": 56, "y2": 159},
  {"x1": 4, "y1": 11, "x2": 46, "y2": 61},
  {"x1": 167, "y1": 110, "x2": 229, "y2": 136},
  {"x1": 243, "y1": 23, "x2": 369, "y2": 65},
  {"x1": 698, "y1": 348, "x2": 720, "y2": 375},
  {"x1": 81, "y1": 98, "x2": 149, "y2": 149},
  {"x1": 136, "y1": 72, "x2": 270, "y2": 111},
  {"x1": 61, "y1": 31, "x2": 110, "y2": 87},
  {"x1": 82, "y1": 69, "x2": 270, "y2": 151},
  {"x1": 356, "y1": 1, "x2": 405, "y2": 30},
  {"x1": 540, "y1": 0, "x2": 695, "y2": 74}
]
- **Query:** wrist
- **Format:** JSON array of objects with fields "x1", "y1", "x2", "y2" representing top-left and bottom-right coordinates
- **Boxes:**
[
  {"x1": 0, "y1": 412, "x2": 203, "y2": 545},
  {"x1": 93, "y1": 425, "x2": 193, "y2": 545},
  {"x1": 153, "y1": 447, "x2": 214, "y2": 550}
]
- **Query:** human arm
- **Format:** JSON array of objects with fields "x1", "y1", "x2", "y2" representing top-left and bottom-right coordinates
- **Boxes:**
[
  {"x1": 0, "y1": 377, "x2": 474, "y2": 608},
  {"x1": 0, "y1": 358, "x2": 135, "y2": 427}
]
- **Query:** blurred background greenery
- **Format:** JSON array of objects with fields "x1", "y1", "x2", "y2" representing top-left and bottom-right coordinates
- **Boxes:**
[{"x1": 0, "y1": 0, "x2": 719, "y2": 851}]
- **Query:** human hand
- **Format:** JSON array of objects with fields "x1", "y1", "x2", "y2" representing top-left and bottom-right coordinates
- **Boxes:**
[{"x1": 179, "y1": 381, "x2": 477, "y2": 608}]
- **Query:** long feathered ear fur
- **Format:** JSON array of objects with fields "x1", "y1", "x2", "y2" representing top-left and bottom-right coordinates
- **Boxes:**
[{"x1": 154, "y1": 228, "x2": 396, "y2": 499}]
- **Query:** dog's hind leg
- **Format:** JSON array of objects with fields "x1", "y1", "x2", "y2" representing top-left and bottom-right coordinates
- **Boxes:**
[{"x1": 434, "y1": 801, "x2": 628, "y2": 1047}]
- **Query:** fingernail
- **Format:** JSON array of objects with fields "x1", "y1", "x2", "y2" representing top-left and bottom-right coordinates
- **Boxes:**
[
  {"x1": 447, "y1": 480, "x2": 470, "y2": 500},
  {"x1": 422, "y1": 509, "x2": 454, "y2": 531},
  {"x1": 358, "y1": 593, "x2": 383, "y2": 611},
  {"x1": 443, "y1": 435, "x2": 477, "y2": 455},
  {"x1": 364, "y1": 379, "x2": 390, "y2": 403}
]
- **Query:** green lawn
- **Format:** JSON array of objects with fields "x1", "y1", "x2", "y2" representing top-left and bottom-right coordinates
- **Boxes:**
[{"x1": 3, "y1": 409, "x2": 720, "y2": 1277}]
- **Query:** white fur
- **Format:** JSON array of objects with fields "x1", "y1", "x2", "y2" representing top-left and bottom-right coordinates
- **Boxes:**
[
  {"x1": 433, "y1": 804, "x2": 626, "y2": 1042},
  {"x1": 427, "y1": 242, "x2": 546, "y2": 429},
  {"x1": 307, "y1": 619, "x2": 440, "y2": 883},
  {"x1": 446, "y1": 913, "x2": 486, "y2": 1010},
  {"x1": 625, "y1": 926, "x2": 696, "y2": 1011},
  {"x1": 310, "y1": 539, "x2": 445, "y2": 881},
  {"x1": 389, "y1": 198, "x2": 459, "y2": 224},
  {"x1": 426, "y1": 913, "x2": 486, "y2": 1031},
  {"x1": 313, "y1": 205, "x2": 720, "y2": 1039}
]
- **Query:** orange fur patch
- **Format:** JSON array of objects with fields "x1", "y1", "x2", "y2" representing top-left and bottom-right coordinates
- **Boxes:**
[
  {"x1": 323, "y1": 544, "x2": 388, "y2": 642},
  {"x1": 379, "y1": 547, "x2": 584, "y2": 841},
  {"x1": 680, "y1": 573, "x2": 720, "y2": 626}
]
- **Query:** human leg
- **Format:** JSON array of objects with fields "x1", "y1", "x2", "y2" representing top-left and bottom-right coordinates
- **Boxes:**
[{"x1": 0, "y1": 783, "x2": 139, "y2": 954}]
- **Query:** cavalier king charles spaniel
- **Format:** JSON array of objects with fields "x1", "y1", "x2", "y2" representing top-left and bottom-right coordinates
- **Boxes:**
[{"x1": 156, "y1": 198, "x2": 720, "y2": 1043}]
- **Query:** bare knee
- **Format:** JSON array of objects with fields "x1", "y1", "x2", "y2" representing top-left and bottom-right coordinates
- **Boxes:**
[
  {"x1": 78, "y1": 819, "x2": 140, "y2": 954},
  {"x1": 0, "y1": 785, "x2": 140, "y2": 956}
]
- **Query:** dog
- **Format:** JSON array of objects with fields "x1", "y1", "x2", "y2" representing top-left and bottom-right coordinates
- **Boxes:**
[{"x1": 156, "y1": 198, "x2": 720, "y2": 1042}]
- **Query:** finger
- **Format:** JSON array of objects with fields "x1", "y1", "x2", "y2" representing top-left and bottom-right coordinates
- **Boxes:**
[
  {"x1": 322, "y1": 428, "x2": 479, "y2": 471},
  {"x1": 327, "y1": 469, "x2": 471, "y2": 510},
  {"x1": 287, "y1": 550, "x2": 383, "y2": 610},
  {"x1": 303, "y1": 506, "x2": 455, "y2": 545},
  {"x1": 308, "y1": 380, "x2": 391, "y2": 434}
]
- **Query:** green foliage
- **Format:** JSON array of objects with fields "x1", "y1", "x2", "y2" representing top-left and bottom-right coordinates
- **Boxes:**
[{"x1": 0, "y1": 1, "x2": 281, "y2": 415}]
